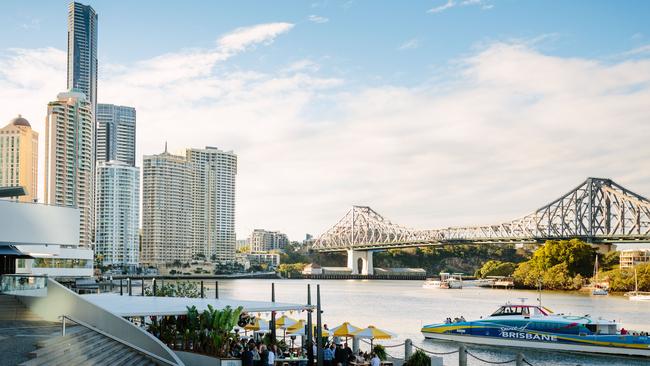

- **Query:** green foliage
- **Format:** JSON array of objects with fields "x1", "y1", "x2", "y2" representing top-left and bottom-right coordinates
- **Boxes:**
[
  {"x1": 602, "y1": 263, "x2": 650, "y2": 292},
  {"x1": 145, "y1": 281, "x2": 201, "y2": 298},
  {"x1": 148, "y1": 305, "x2": 243, "y2": 357},
  {"x1": 277, "y1": 263, "x2": 307, "y2": 277},
  {"x1": 373, "y1": 344, "x2": 387, "y2": 361},
  {"x1": 405, "y1": 350, "x2": 430, "y2": 366},
  {"x1": 475, "y1": 260, "x2": 517, "y2": 278},
  {"x1": 600, "y1": 251, "x2": 620, "y2": 271},
  {"x1": 512, "y1": 239, "x2": 594, "y2": 290}
]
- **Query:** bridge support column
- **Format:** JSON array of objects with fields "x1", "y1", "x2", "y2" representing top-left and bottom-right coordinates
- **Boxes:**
[{"x1": 346, "y1": 249, "x2": 373, "y2": 275}]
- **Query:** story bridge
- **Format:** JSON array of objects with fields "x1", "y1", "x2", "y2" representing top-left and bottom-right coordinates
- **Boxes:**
[{"x1": 312, "y1": 178, "x2": 650, "y2": 275}]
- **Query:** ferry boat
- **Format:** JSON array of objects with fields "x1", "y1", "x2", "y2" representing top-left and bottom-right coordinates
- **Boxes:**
[
  {"x1": 422, "y1": 273, "x2": 463, "y2": 289},
  {"x1": 421, "y1": 302, "x2": 650, "y2": 357}
]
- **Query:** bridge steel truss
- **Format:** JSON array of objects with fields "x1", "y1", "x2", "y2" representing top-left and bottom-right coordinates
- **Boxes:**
[{"x1": 313, "y1": 178, "x2": 650, "y2": 252}]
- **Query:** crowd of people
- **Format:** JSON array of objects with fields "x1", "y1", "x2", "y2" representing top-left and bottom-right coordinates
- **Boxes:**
[{"x1": 236, "y1": 337, "x2": 381, "y2": 366}]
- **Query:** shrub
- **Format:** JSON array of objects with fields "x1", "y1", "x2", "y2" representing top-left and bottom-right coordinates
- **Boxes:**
[{"x1": 405, "y1": 350, "x2": 430, "y2": 366}]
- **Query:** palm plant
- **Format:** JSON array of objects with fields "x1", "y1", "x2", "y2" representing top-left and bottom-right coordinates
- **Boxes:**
[{"x1": 405, "y1": 350, "x2": 430, "y2": 366}]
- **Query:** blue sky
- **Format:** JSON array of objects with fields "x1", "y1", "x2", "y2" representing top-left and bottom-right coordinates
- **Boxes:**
[
  {"x1": 4, "y1": 0, "x2": 650, "y2": 86},
  {"x1": 1, "y1": 1, "x2": 650, "y2": 241}
]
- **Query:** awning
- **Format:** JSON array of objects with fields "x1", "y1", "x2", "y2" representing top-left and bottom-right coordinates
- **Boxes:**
[
  {"x1": 0, "y1": 245, "x2": 33, "y2": 258},
  {"x1": 82, "y1": 293, "x2": 314, "y2": 317}
]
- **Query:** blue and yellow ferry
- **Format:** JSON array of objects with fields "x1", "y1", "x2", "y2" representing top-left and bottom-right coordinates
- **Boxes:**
[{"x1": 421, "y1": 302, "x2": 650, "y2": 357}]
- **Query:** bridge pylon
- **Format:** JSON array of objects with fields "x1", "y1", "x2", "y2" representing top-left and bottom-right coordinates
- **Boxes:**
[{"x1": 346, "y1": 249, "x2": 373, "y2": 275}]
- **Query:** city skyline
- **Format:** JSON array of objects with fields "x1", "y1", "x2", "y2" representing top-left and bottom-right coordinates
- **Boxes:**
[{"x1": 1, "y1": 1, "x2": 650, "y2": 240}]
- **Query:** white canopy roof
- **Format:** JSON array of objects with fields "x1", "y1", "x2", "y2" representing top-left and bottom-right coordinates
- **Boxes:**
[{"x1": 82, "y1": 293, "x2": 312, "y2": 317}]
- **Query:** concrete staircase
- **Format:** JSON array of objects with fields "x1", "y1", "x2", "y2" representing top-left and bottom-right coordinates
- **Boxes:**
[
  {"x1": 19, "y1": 326, "x2": 162, "y2": 366},
  {"x1": 0, "y1": 294, "x2": 41, "y2": 321}
]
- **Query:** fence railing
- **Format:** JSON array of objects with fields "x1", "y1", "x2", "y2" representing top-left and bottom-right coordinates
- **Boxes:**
[{"x1": 0, "y1": 274, "x2": 47, "y2": 296}]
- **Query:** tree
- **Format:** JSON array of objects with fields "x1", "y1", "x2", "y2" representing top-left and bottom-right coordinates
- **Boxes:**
[
  {"x1": 512, "y1": 239, "x2": 594, "y2": 290},
  {"x1": 475, "y1": 260, "x2": 517, "y2": 278}
]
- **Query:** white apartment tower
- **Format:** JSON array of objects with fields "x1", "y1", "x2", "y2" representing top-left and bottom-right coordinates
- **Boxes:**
[
  {"x1": 141, "y1": 146, "x2": 193, "y2": 265},
  {"x1": 141, "y1": 145, "x2": 237, "y2": 265},
  {"x1": 44, "y1": 90, "x2": 95, "y2": 247},
  {"x1": 95, "y1": 161, "x2": 140, "y2": 267}
]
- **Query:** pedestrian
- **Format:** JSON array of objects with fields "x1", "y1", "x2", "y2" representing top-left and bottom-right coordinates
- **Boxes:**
[
  {"x1": 268, "y1": 344, "x2": 276, "y2": 366},
  {"x1": 260, "y1": 344, "x2": 269, "y2": 366},
  {"x1": 335, "y1": 343, "x2": 347, "y2": 366},
  {"x1": 370, "y1": 353, "x2": 380, "y2": 366},
  {"x1": 324, "y1": 343, "x2": 334, "y2": 366},
  {"x1": 242, "y1": 343, "x2": 255, "y2": 366}
]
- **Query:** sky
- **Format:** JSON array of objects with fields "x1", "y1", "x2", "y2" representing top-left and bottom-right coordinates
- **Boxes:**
[{"x1": 1, "y1": 0, "x2": 650, "y2": 241}]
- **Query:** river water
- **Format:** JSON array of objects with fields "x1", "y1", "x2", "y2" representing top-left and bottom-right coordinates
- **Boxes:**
[{"x1": 202, "y1": 279, "x2": 649, "y2": 366}]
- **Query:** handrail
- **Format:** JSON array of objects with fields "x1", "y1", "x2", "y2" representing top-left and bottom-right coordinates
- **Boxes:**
[{"x1": 60, "y1": 314, "x2": 180, "y2": 366}]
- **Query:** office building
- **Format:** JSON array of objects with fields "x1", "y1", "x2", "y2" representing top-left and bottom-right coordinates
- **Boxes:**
[
  {"x1": 141, "y1": 145, "x2": 237, "y2": 265},
  {"x1": 0, "y1": 116, "x2": 38, "y2": 202},
  {"x1": 95, "y1": 161, "x2": 140, "y2": 267},
  {"x1": 250, "y1": 229, "x2": 289, "y2": 253},
  {"x1": 67, "y1": 2, "x2": 98, "y2": 111},
  {"x1": 96, "y1": 104, "x2": 136, "y2": 166},
  {"x1": 44, "y1": 90, "x2": 95, "y2": 247}
]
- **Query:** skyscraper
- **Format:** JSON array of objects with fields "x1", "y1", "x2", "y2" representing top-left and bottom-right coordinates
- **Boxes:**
[
  {"x1": 187, "y1": 147, "x2": 237, "y2": 261},
  {"x1": 67, "y1": 2, "x2": 98, "y2": 111},
  {"x1": 0, "y1": 116, "x2": 38, "y2": 203},
  {"x1": 141, "y1": 145, "x2": 237, "y2": 265},
  {"x1": 96, "y1": 104, "x2": 136, "y2": 166},
  {"x1": 141, "y1": 146, "x2": 192, "y2": 265},
  {"x1": 44, "y1": 90, "x2": 95, "y2": 247},
  {"x1": 95, "y1": 161, "x2": 140, "y2": 267}
]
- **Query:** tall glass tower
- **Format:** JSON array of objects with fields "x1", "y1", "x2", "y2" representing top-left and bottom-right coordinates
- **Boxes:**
[
  {"x1": 96, "y1": 104, "x2": 136, "y2": 166},
  {"x1": 67, "y1": 2, "x2": 98, "y2": 111}
]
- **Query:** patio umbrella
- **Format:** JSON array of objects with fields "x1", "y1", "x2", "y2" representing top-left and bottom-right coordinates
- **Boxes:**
[
  {"x1": 244, "y1": 318, "x2": 270, "y2": 331},
  {"x1": 287, "y1": 321, "x2": 331, "y2": 338},
  {"x1": 330, "y1": 322, "x2": 362, "y2": 343},
  {"x1": 276, "y1": 315, "x2": 299, "y2": 329},
  {"x1": 351, "y1": 325, "x2": 395, "y2": 349}
]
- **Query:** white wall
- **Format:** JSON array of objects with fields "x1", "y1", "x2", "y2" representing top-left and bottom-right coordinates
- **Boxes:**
[{"x1": 0, "y1": 200, "x2": 79, "y2": 246}]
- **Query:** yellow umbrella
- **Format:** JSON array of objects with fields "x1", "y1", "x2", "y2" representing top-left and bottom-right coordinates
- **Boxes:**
[
  {"x1": 244, "y1": 318, "x2": 270, "y2": 331},
  {"x1": 286, "y1": 321, "x2": 330, "y2": 337},
  {"x1": 351, "y1": 325, "x2": 395, "y2": 349},
  {"x1": 330, "y1": 322, "x2": 362, "y2": 337},
  {"x1": 276, "y1": 315, "x2": 299, "y2": 329}
]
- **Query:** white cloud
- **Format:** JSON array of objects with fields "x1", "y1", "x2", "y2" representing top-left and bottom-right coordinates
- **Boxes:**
[
  {"x1": 2, "y1": 35, "x2": 650, "y2": 242},
  {"x1": 428, "y1": 0, "x2": 493, "y2": 14},
  {"x1": 428, "y1": 0, "x2": 455, "y2": 14},
  {"x1": 308, "y1": 15, "x2": 329, "y2": 24},
  {"x1": 217, "y1": 22, "x2": 294, "y2": 53},
  {"x1": 398, "y1": 39, "x2": 420, "y2": 50}
]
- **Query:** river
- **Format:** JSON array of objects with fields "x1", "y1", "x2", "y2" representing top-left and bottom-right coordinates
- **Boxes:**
[{"x1": 202, "y1": 279, "x2": 649, "y2": 366}]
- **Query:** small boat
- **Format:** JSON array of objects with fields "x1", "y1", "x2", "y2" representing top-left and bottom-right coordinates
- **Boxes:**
[
  {"x1": 626, "y1": 269, "x2": 650, "y2": 301},
  {"x1": 591, "y1": 255, "x2": 609, "y2": 296},
  {"x1": 421, "y1": 300, "x2": 650, "y2": 357},
  {"x1": 423, "y1": 273, "x2": 463, "y2": 289}
]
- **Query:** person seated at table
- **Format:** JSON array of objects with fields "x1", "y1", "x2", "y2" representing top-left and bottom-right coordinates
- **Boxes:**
[
  {"x1": 355, "y1": 351, "x2": 365, "y2": 363},
  {"x1": 370, "y1": 353, "x2": 380, "y2": 366}
]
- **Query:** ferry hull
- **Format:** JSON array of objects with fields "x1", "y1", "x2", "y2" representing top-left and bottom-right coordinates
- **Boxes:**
[{"x1": 422, "y1": 331, "x2": 650, "y2": 357}]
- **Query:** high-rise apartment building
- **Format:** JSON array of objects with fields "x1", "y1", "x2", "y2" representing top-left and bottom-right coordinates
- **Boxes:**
[
  {"x1": 141, "y1": 145, "x2": 237, "y2": 265},
  {"x1": 250, "y1": 229, "x2": 289, "y2": 253},
  {"x1": 44, "y1": 90, "x2": 95, "y2": 247},
  {"x1": 67, "y1": 2, "x2": 98, "y2": 111},
  {"x1": 141, "y1": 147, "x2": 192, "y2": 265},
  {"x1": 0, "y1": 116, "x2": 38, "y2": 202},
  {"x1": 96, "y1": 104, "x2": 136, "y2": 166},
  {"x1": 95, "y1": 161, "x2": 140, "y2": 267},
  {"x1": 187, "y1": 147, "x2": 237, "y2": 261}
]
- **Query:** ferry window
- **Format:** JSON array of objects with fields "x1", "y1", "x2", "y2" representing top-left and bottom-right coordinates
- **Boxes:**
[
  {"x1": 522, "y1": 307, "x2": 530, "y2": 316},
  {"x1": 586, "y1": 324, "x2": 597, "y2": 333}
]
